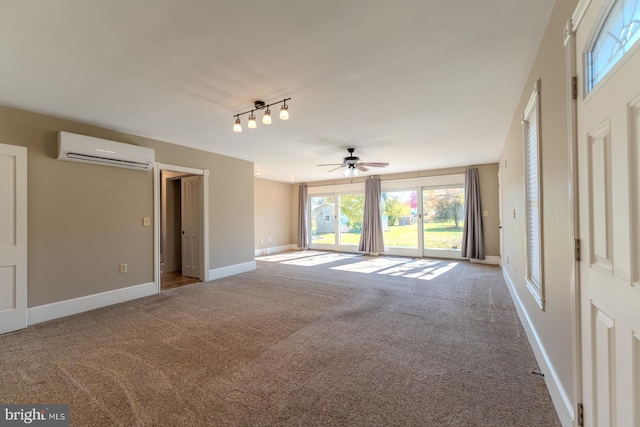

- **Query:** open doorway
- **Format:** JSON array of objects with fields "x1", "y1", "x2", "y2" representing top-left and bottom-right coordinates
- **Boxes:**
[{"x1": 158, "y1": 169, "x2": 206, "y2": 291}]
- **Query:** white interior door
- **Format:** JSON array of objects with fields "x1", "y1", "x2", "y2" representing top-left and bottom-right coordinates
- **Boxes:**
[
  {"x1": 0, "y1": 143, "x2": 27, "y2": 335},
  {"x1": 181, "y1": 176, "x2": 200, "y2": 279},
  {"x1": 575, "y1": 0, "x2": 640, "y2": 424}
]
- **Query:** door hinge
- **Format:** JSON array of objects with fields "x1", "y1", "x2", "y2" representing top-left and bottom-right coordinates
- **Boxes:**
[
  {"x1": 572, "y1": 76, "x2": 578, "y2": 100},
  {"x1": 577, "y1": 403, "x2": 584, "y2": 426},
  {"x1": 575, "y1": 238, "x2": 581, "y2": 262}
]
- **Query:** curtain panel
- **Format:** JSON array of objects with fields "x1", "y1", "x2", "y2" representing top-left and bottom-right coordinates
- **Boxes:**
[
  {"x1": 359, "y1": 177, "x2": 385, "y2": 254},
  {"x1": 297, "y1": 184, "x2": 309, "y2": 248},
  {"x1": 461, "y1": 168, "x2": 485, "y2": 260}
]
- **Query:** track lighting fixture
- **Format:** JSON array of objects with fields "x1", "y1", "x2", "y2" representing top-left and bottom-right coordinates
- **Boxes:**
[{"x1": 232, "y1": 98, "x2": 291, "y2": 132}]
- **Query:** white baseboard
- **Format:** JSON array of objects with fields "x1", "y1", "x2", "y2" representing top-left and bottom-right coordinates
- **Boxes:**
[
  {"x1": 470, "y1": 255, "x2": 501, "y2": 265},
  {"x1": 28, "y1": 282, "x2": 156, "y2": 326},
  {"x1": 208, "y1": 260, "x2": 256, "y2": 281},
  {"x1": 254, "y1": 244, "x2": 297, "y2": 257},
  {"x1": 502, "y1": 268, "x2": 574, "y2": 427}
]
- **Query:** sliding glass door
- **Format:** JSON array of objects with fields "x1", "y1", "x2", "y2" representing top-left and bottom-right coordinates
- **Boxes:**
[
  {"x1": 338, "y1": 193, "x2": 365, "y2": 247},
  {"x1": 308, "y1": 174, "x2": 465, "y2": 258},
  {"x1": 422, "y1": 187, "x2": 464, "y2": 258},
  {"x1": 310, "y1": 195, "x2": 335, "y2": 247},
  {"x1": 381, "y1": 189, "x2": 420, "y2": 256},
  {"x1": 309, "y1": 192, "x2": 364, "y2": 252}
]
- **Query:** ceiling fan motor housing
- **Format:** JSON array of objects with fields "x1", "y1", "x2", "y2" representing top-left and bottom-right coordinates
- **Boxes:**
[{"x1": 344, "y1": 147, "x2": 359, "y2": 164}]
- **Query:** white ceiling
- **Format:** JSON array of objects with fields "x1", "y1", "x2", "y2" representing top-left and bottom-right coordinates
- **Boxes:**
[{"x1": 0, "y1": 0, "x2": 555, "y2": 183}]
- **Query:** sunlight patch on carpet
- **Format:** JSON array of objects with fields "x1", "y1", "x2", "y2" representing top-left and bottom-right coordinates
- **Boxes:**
[
  {"x1": 256, "y1": 251, "x2": 325, "y2": 262},
  {"x1": 282, "y1": 252, "x2": 360, "y2": 266}
]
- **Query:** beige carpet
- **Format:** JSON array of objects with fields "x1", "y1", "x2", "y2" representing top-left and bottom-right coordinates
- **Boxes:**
[{"x1": 0, "y1": 251, "x2": 561, "y2": 426}]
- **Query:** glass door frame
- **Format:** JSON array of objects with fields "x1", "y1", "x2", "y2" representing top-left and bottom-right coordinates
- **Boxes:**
[
  {"x1": 307, "y1": 183, "x2": 364, "y2": 253},
  {"x1": 306, "y1": 175, "x2": 465, "y2": 258},
  {"x1": 381, "y1": 174, "x2": 465, "y2": 259},
  {"x1": 421, "y1": 183, "x2": 465, "y2": 259},
  {"x1": 380, "y1": 186, "x2": 422, "y2": 257}
]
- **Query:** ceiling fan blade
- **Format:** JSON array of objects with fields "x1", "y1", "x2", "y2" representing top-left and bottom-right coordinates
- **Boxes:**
[
  {"x1": 356, "y1": 165, "x2": 369, "y2": 172},
  {"x1": 317, "y1": 163, "x2": 346, "y2": 166},
  {"x1": 360, "y1": 162, "x2": 389, "y2": 167},
  {"x1": 328, "y1": 165, "x2": 346, "y2": 172}
]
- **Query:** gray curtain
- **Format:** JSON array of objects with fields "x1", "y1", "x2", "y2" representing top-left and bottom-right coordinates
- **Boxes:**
[
  {"x1": 297, "y1": 184, "x2": 309, "y2": 248},
  {"x1": 359, "y1": 177, "x2": 385, "y2": 253},
  {"x1": 461, "y1": 168, "x2": 485, "y2": 260}
]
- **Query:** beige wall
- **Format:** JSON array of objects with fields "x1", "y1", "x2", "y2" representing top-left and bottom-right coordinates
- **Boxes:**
[
  {"x1": 499, "y1": 0, "x2": 577, "y2": 405},
  {"x1": 0, "y1": 105, "x2": 254, "y2": 307},
  {"x1": 290, "y1": 163, "x2": 500, "y2": 257},
  {"x1": 254, "y1": 178, "x2": 293, "y2": 251}
]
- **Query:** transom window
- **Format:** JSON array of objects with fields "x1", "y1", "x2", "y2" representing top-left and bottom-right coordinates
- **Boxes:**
[{"x1": 588, "y1": 0, "x2": 640, "y2": 92}]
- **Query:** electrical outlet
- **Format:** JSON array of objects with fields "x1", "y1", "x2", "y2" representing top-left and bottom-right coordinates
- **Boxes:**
[
  {"x1": 260, "y1": 238, "x2": 264, "y2": 244},
  {"x1": 482, "y1": 211, "x2": 488, "y2": 217},
  {"x1": 268, "y1": 237, "x2": 272, "y2": 243},
  {"x1": 119, "y1": 264, "x2": 127, "y2": 274}
]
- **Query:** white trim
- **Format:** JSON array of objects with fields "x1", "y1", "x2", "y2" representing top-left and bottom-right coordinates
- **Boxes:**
[
  {"x1": 254, "y1": 244, "x2": 297, "y2": 257},
  {"x1": 27, "y1": 282, "x2": 156, "y2": 326},
  {"x1": 525, "y1": 277, "x2": 545, "y2": 310},
  {"x1": 307, "y1": 174, "x2": 466, "y2": 195},
  {"x1": 565, "y1": 18, "x2": 584, "y2": 425},
  {"x1": 469, "y1": 255, "x2": 501, "y2": 265},
  {"x1": 308, "y1": 183, "x2": 362, "y2": 195},
  {"x1": 502, "y1": 268, "x2": 574, "y2": 427},
  {"x1": 154, "y1": 163, "x2": 210, "y2": 289},
  {"x1": 571, "y1": 0, "x2": 593, "y2": 31},
  {"x1": 156, "y1": 162, "x2": 204, "y2": 175},
  {"x1": 381, "y1": 174, "x2": 464, "y2": 191},
  {"x1": 202, "y1": 170, "x2": 210, "y2": 280},
  {"x1": 208, "y1": 261, "x2": 256, "y2": 281}
]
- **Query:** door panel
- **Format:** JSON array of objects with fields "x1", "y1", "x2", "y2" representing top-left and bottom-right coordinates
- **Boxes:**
[
  {"x1": 0, "y1": 143, "x2": 27, "y2": 335},
  {"x1": 422, "y1": 187, "x2": 464, "y2": 259},
  {"x1": 382, "y1": 189, "x2": 419, "y2": 256},
  {"x1": 576, "y1": 0, "x2": 640, "y2": 424},
  {"x1": 181, "y1": 176, "x2": 200, "y2": 279},
  {"x1": 310, "y1": 195, "x2": 336, "y2": 247},
  {"x1": 338, "y1": 194, "x2": 364, "y2": 247}
]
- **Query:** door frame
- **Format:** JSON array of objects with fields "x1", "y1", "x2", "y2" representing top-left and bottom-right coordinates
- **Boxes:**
[
  {"x1": 154, "y1": 163, "x2": 209, "y2": 293},
  {"x1": 564, "y1": 14, "x2": 584, "y2": 423}
]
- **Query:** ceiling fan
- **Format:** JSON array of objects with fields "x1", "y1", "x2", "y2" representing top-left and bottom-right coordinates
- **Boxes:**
[{"x1": 318, "y1": 148, "x2": 389, "y2": 177}]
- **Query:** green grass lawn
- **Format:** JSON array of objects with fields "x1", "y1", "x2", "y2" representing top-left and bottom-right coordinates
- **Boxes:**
[{"x1": 312, "y1": 222, "x2": 463, "y2": 249}]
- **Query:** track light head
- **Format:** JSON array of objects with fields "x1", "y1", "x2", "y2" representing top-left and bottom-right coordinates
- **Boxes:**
[
  {"x1": 233, "y1": 117, "x2": 242, "y2": 132},
  {"x1": 262, "y1": 107, "x2": 271, "y2": 124},
  {"x1": 280, "y1": 102, "x2": 289, "y2": 120},
  {"x1": 248, "y1": 111, "x2": 257, "y2": 129}
]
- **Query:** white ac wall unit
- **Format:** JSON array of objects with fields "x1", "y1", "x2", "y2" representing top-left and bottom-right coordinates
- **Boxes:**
[{"x1": 57, "y1": 131, "x2": 155, "y2": 171}]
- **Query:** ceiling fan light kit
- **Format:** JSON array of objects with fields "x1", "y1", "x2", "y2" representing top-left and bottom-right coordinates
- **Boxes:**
[
  {"x1": 233, "y1": 98, "x2": 290, "y2": 132},
  {"x1": 319, "y1": 147, "x2": 389, "y2": 176}
]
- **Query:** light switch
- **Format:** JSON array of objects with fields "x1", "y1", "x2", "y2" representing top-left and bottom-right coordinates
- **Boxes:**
[
  {"x1": 143, "y1": 217, "x2": 151, "y2": 226},
  {"x1": 482, "y1": 211, "x2": 488, "y2": 217}
]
